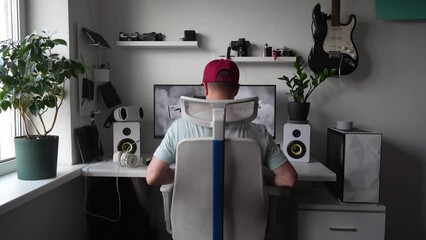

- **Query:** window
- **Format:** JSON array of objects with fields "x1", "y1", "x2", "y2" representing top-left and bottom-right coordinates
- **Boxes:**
[{"x1": 0, "y1": 0, "x2": 21, "y2": 175}]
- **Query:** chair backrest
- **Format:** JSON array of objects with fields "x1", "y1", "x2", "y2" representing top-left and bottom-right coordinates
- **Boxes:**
[{"x1": 169, "y1": 97, "x2": 267, "y2": 240}]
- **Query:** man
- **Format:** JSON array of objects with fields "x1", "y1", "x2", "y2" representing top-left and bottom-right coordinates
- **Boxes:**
[{"x1": 146, "y1": 59, "x2": 297, "y2": 187}]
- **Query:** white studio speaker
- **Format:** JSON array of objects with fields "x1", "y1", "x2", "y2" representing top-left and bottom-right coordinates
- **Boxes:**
[
  {"x1": 113, "y1": 122, "x2": 140, "y2": 160},
  {"x1": 283, "y1": 122, "x2": 311, "y2": 163}
]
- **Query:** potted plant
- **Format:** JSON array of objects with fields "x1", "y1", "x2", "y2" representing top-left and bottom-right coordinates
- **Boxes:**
[
  {"x1": 278, "y1": 56, "x2": 336, "y2": 122},
  {"x1": 0, "y1": 31, "x2": 85, "y2": 180}
]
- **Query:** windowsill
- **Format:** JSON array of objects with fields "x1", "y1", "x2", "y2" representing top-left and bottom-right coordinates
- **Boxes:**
[{"x1": 0, "y1": 164, "x2": 86, "y2": 215}]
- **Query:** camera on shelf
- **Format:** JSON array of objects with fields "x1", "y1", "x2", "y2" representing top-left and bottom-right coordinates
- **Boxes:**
[
  {"x1": 119, "y1": 32, "x2": 139, "y2": 41},
  {"x1": 230, "y1": 38, "x2": 251, "y2": 57},
  {"x1": 274, "y1": 46, "x2": 295, "y2": 57},
  {"x1": 140, "y1": 32, "x2": 163, "y2": 41}
]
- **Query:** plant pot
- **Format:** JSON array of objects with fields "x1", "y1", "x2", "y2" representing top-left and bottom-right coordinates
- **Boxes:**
[
  {"x1": 15, "y1": 135, "x2": 59, "y2": 180},
  {"x1": 287, "y1": 102, "x2": 310, "y2": 122}
]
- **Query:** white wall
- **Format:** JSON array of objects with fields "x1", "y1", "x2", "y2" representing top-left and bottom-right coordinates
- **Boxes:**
[
  {"x1": 90, "y1": 0, "x2": 426, "y2": 239},
  {"x1": 24, "y1": 0, "x2": 74, "y2": 165},
  {"x1": 68, "y1": 0, "x2": 103, "y2": 164}
]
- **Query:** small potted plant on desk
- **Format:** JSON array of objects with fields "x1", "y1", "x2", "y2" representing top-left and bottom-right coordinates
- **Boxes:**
[
  {"x1": 278, "y1": 56, "x2": 336, "y2": 122},
  {"x1": 0, "y1": 31, "x2": 85, "y2": 180}
]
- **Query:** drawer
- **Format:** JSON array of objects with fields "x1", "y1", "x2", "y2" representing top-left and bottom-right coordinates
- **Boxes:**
[{"x1": 298, "y1": 210, "x2": 385, "y2": 240}]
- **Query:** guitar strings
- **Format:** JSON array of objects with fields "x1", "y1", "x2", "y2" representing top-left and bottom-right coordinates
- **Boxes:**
[
  {"x1": 334, "y1": 22, "x2": 342, "y2": 78},
  {"x1": 330, "y1": 17, "x2": 343, "y2": 78}
]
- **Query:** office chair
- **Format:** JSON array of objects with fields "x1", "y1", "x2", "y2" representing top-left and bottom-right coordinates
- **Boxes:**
[{"x1": 160, "y1": 96, "x2": 268, "y2": 240}]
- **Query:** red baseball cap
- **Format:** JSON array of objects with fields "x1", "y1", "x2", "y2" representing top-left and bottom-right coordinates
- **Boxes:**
[{"x1": 202, "y1": 59, "x2": 239, "y2": 85}]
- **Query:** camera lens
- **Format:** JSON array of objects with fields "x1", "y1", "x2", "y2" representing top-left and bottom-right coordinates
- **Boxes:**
[
  {"x1": 292, "y1": 129, "x2": 301, "y2": 138},
  {"x1": 238, "y1": 46, "x2": 247, "y2": 56}
]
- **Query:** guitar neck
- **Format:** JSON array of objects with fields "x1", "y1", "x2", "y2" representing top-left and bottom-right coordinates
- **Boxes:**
[{"x1": 331, "y1": 0, "x2": 341, "y2": 26}]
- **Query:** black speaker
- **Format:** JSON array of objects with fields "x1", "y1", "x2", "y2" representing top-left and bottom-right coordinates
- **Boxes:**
[{"x1": 184, "y1": 30, "x2": 196, "y2": 41}]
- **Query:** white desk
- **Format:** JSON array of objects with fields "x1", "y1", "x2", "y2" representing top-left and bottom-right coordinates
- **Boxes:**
[
  {"x1": 290, "y1": 158, "x2": 336, "y2": 182},
  {"x1": 81, "y1": 156, "x2": 336, "y2": 182},
  {"x1": 82, "y1": 160, "x2": 147, "y2": 177},
  {"x1": 81, "y1": 157, "x2": 387, "y2": 240}
]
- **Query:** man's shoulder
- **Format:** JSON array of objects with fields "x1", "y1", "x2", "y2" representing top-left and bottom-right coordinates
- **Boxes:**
[
  {"x1": 246, "y1": 122, "x2": 268, "y2": 133},
  {"x1": 172, "y1": 118, "x2": 198, "y2": 127},
  {"x1": 225, "y1": 122, "x2": 270, "y2": 139},
  {"x1": 170, "y1": 118, "x2": 205, "y2": 132}
]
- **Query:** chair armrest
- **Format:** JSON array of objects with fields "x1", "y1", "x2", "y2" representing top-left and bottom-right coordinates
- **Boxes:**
[
  {"x1": 160, "y1": 183, "x2": 174, "y2": 193},
  {"x1": 160, "y1": 184, "x2": 174, "y2": 234}
]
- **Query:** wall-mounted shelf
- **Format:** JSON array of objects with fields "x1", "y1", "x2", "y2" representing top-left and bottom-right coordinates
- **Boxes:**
[
  {"x1": 216, "y1": 56, "x2": 296, "y2": 63},
  {"x1": 116, "y1": 41, "x2": 199, "y2": 48}
]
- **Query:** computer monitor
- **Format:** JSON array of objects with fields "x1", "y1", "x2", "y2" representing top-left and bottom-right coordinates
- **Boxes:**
[{"x1": 153, "y1": 84, "x2": 276, "y2": 138}]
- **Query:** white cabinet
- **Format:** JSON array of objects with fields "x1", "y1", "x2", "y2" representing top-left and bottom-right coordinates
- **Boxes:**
[
  {"x1": 295, "y1": 186, "x2": 386, "y2": 240},
  {"x1": 298, "y1": 210, "x2": 385, "y2": 240}
]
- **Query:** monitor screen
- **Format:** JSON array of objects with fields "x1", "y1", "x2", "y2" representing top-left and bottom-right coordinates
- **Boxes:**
[{"x1": 153, "y1": 84, "x2": 276, "y2": 138}]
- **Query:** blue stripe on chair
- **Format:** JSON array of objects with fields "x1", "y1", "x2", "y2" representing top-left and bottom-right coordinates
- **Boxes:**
[{"x1": 213, "y1": 140, "x2": 224, "y2": 240}]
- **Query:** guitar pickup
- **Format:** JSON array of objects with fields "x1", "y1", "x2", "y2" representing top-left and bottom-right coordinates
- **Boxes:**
[{"x1": 329, "y1": 51, "x2": 342, "y2": 58}]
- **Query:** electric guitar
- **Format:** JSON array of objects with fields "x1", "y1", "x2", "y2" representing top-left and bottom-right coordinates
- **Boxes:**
[{"x1": 308, "y1": 0, "x2": 358, "y2": 75}]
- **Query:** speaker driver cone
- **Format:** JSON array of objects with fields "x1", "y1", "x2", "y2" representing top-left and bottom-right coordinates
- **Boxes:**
[
  {"x1": 286, "y1": 140, "x2": 306, "y2": 159},
  {"x1": 117, "y1": 138, "x2": 137, "y2": 154}
]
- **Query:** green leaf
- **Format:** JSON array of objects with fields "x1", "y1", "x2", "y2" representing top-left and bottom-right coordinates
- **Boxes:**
[
  {"x1": 323, "y1": 68, "x2": 329, "y2": 76},
  {"x1": 50, "y1": 53, "x2": 59, "y2": 59},
  {"x1": 0, "y1": 101, "x2": 11, "y2": 111},
  {"x1": 279, "y1": 75, "x2": 289, "y2": 81},
  {"x1": 45, "y1": 39, "x2": 55, "y2": 48},
  {"x1": 2, "y1": 75, "x2": 14, "y2": 84},
  {"x1": 52, "y1": 39, "x2": 67, "y2": 46},
  {"x1": 44, "y1": 95, "x2": 56, "y2": 108},
  {"x1": 29, "y1": 102, "x2": 38, "y2": 115}
]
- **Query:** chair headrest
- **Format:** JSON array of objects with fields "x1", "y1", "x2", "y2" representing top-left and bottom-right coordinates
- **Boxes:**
[{"x1": 179, "y1": 96, "x2": 259, "y2": 128}]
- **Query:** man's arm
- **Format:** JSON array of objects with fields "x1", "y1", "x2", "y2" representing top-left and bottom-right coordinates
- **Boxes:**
[
  {"x1": 263, "y1": 161, "x2": 298, "y2": 187},
  {"x1": 146, "y1": 156, "x2": 175, "y2": 185}
]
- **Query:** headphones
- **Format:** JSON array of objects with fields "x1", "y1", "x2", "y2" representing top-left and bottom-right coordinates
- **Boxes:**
[{"x1": 113, "y1": 151, "x2": 143, "y2": 168}]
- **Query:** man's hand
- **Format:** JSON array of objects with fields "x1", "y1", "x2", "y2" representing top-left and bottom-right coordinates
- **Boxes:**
[{"x1": 268, "y1": 161, "x2": 298, "y2": 187}]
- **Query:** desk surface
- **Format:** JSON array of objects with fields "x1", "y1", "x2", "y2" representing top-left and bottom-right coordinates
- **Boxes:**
[
  {"x1": 82, "y1": 156, "x2": 335, "y2": 182},
  {"x1": 290, "y1": 158, "x2": 336, "y2": 182},
  {"x1": 82, "y1": 160, "x2": 148, "y2": 178}
]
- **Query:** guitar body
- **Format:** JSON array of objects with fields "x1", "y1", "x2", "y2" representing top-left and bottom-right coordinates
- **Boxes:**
[{"x1": 308, "y1": 3, "x2": 358, "y2": 75}]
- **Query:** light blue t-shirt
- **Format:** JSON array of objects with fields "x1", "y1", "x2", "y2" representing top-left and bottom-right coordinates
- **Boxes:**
[{"x1": 154, "y1": 118, "x2": 287, "y2": 170}]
